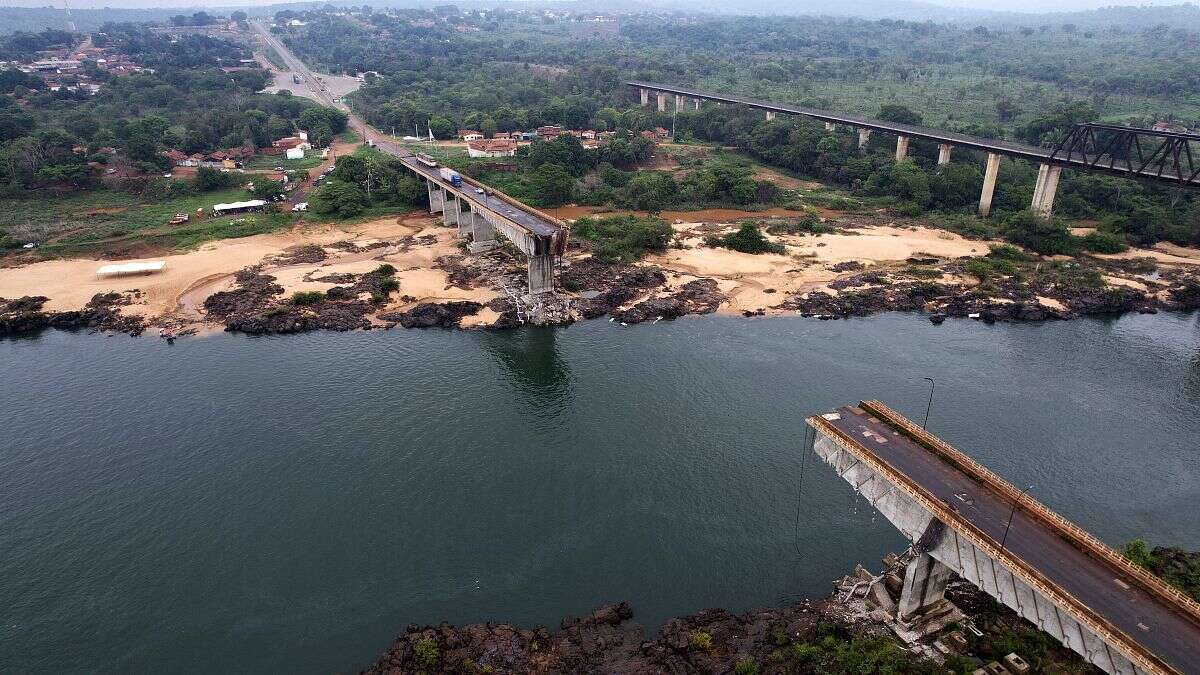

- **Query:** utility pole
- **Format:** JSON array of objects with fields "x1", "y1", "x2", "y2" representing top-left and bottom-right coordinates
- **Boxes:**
[
  {"x1": 999, "y1": 485, "x2": 1034, "y2": 553},
  {"x1": 922, "y1": 377, "x2": 935, "y2": 430}
]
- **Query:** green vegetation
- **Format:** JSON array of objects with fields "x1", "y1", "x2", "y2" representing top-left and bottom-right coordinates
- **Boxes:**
[
  {"x1": 291, "y1": 291, "x2": 325, "y2": 305},
  {"x1": 307, "y1": 149, "x2": 426, "y2": 219},
  {"x1": 734, "y1": 657, "x2": 760, "y2": 675},
  {"x1": 572, "y1": 215, "x2": 673, "y2": 262},
  {"x1": 1122, "y1": 541, "x2": 1200, "y2": 602},
  {"x1": 688, "y1": 631, "x2": 713, "y2": 651},
  {"x1": 413, "y1": 637, "x2": 439, "y2": 669},
  {"x1": 706, "y1": 222, "x2": 786, "y2": 255},
  {"x1": 245, "y1": 154, "x2": 324, "y2": 171}
]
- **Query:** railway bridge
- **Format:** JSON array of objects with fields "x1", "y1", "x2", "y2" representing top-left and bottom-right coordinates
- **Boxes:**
[
  {"x1": 629, "y1": 81, "x2": 1200, "y2": 219},
  {"x1": 806, "y1": 401, "x2": 1200, "y2": 675}
]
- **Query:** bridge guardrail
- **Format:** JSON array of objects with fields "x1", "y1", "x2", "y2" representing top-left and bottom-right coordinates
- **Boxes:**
[
  {"x1": 808, "y1": 410, "x2": 1178, "y2": 675},
  {"x1": 859, "y1": 399, "x2": 1200, "y2": 628}
]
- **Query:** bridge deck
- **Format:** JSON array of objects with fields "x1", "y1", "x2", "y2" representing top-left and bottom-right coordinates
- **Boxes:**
[{"x1": 817, "y1": 404, "x2": 1200, "y2": 674}]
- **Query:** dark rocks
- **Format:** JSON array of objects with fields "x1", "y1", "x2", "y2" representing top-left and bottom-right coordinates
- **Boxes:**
[
  {"x1": 0, "y1": 292, "x2": 145, "y2": 336},
  {"x1": 828, "y1": 271, "x2": 891, "y2": 290},
  {"x1": 271, "y1": 244, "x2": 327, "y2": 265},
  {"x1": 929, "y1": 313, "x2": 946, "y2": 325},
  {"x1": 609, "y1": 279, "x2": 728, "y2": 324},
  {"x1": 611, "y1": 296, "x2": 685, "y2": 324},
  {"x1": 827, "y1": 260, "x2": 864, "y2": 272},
  {"x1": 382, "y1": 301, "x2": 483, "y2": 329}
]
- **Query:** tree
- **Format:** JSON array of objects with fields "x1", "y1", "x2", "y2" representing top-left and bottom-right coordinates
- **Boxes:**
[
  {"x1": 428, "y1": 116, "x2": 455, "y2": 140},
  {"x1": 877, "y1": 104, "x2": 922, "y2": 126},
  {"x1": 618, "y1": 172, "x2": 677, "y2": 213},
  {"x1": 528, "y1": 162, "x2": 574, "y2": 206},
  {"x1": 1004, "y1": 210, "x2": 1079, "y2": 255},
  {"x1": 310, "y1": 179, "x2": 368, "y2": 218},
  {"x1": 230, "y1": 10, "x2": 247, "y2": 22},
  {"x1": 995, "y1": 98, "x2": 1020, "y2": 123},
  {"x1": 251, "y1": 178, "x2": 285, "y2": 201}
]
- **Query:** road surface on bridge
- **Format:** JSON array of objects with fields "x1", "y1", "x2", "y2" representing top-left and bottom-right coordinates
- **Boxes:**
[
  {"x1": 252, "y1": 22, "x2": 563, "y2": 240},
  {"x1": 817, "y1": 404, "x2": 1200, "y2": 674}
]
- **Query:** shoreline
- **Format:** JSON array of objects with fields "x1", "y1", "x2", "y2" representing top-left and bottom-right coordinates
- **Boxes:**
[{"x1": 3, "y1": 214, "x2": 1199, "y2": 338}]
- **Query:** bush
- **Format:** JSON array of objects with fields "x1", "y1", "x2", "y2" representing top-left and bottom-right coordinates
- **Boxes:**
[
  {"x1": 573, "y1": 215, "x2": 674, "y2": 262},
  {"x1": 987, "y1": 243, "x2": 1034, "y2": 261},
  {"x1": 374, "y1": 264, "x2": 396, "y2": 276},
  {"x1": 1004, "y1": 210, "x2": 1080, "y2": 256},
  {"x1": 413, "y1": 637, "x2": 439, "y2": 669},
  {"x1": 1082, "y1": 230, "x2": 1129, "y2": 254},
  {"x1": 734, "y1": 657, "x2": 760, "y2": 675},
  {"x1": 707, "y1": 221, "x2": 786, "y2": 255},
  {"x1": 291, "y1": 291, "x2": 324, "y2": 305},
  {"x1": 689, "y1": 631, "x2": 713, "y2": 651},
  {"x1": 766, "y1": 211, "x2": 831, "y2": 235}
]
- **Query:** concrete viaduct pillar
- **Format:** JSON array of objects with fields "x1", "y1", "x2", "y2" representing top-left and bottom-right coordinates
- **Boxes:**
[
  {"x1": 675, "y1": 94, "x2": 685, "y2": 112},
  {"x1": 468, "y1": 210, "x2": 497, "y2": 253},
  {"x1": 639, "y1": 88, "x2": 649, "y2": 107},
  {"x1": 897, "y1": 552, "x2": 954, "y2": 621},
  {"x1": 656, "y1": 92, "x2": 666, "y2": 112},
  {"x1": 528, "y1": 255, "x2": 554, "y2": 295},
  {"x1": 694, "y1": 98, "x2": 701, "y2": 110},
  {"x1": 825, "y1": 122, "x2": 836, "y2": 132},
  {"x1": 1031, "y1": 163, "x2": 1062, "y2": 218},
  {"x1": 978, "y1": 152, "x2": 1001, "y2": 218},
  {"x1": 443, "y1": 193, "x2": 460, "y2": 228},
  {"x1": 937, "y1": 144, "x2": 953, "y2": 166},
  {"x1": 895, "y1": 135, "x2": 909, "y2": 162},
  {"x1": 765, "y1": 110, "x2": 776, "y2": 121},
  {"x1": 427, "y1": 181, "x2": 445, "y2": 214},
  {"x1": 858, "y1": 128, "x2": 872, "y2": 149}
]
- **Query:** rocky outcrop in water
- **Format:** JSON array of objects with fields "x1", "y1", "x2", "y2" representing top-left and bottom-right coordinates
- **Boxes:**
[
  {"x1": 0, "y1": 292, "x2": 145, "y2": 336},
  {"x1": 360, "y1": 599, "x2": 884, "y2": 675},
  {"x1": 380, "y1": 301, "x2": 483, "y2": 329}
]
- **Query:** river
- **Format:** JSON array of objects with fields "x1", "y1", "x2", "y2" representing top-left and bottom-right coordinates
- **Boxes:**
[{"x1": 2, "y1": 313, "x2": 1198, "y2": 673}]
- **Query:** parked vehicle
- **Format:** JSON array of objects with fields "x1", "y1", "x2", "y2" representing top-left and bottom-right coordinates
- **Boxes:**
[
  {"x1": 292, "y1": 202, "x2": 308, "y2": 212},
  {"x1": 439, "y1": 167, "x2": 462, "y2": 187},
  {"x1": 168, "y1": 213, "x2": 190, "y2": 225}
]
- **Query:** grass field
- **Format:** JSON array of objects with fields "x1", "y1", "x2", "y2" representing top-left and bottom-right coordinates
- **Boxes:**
[{"x1": 0, "y1": 187, "x2": 298, "y2": 259}]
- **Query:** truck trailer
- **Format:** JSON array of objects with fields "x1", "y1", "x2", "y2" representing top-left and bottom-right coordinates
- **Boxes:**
[{"x1": 438, "y1": 167, "x2": 462, "y2": 187}]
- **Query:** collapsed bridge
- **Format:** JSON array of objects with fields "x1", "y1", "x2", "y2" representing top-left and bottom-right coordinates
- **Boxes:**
[{"x1": 806, "y1": 401, "x2": 1200, "y2": 675}]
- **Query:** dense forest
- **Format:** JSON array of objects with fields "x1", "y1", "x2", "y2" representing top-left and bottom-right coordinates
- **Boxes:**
[{"x1": 278, "y1": 8, "x2": 1200, "y2": 248}]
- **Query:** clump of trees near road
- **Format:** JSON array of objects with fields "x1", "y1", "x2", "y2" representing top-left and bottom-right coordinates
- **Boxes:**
[{"x1": 309, "y1": 149, "x2": 427, "y2": 219}]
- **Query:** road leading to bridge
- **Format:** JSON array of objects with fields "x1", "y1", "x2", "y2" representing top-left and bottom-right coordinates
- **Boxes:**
[
  {"x1": 252, "y1": 22, "x2": 565, "y2": 245},
  {"x1": 809, "y1": 402, "x2": 1200, "y2": 675}
]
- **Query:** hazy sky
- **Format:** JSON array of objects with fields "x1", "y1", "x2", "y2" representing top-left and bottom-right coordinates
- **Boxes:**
[{"x1": 0, "y1": 0, "x2": 1182, "y2": 13}]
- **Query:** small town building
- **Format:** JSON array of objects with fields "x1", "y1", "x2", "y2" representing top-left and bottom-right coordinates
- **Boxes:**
[
  {"x1": 286, "y1": 148, "x2": 305, "y2": 160},
  {"x1": 458, "y1": 129, "x2": 483, "y2": 141},
  {"x1": 466, "y1": 139, "x2": 518, "y2": 158}
]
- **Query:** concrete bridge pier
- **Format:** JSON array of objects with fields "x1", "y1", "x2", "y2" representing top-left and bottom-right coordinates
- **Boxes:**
[
  {"x1": 694, "y1": 98, "x2": 701, "y2": 110},
  {"x1": 825, "y1": 122, "x2": 836, "y2": 132},
  {"x1": 640, "y1": 88, "x2": 649, "y2": 106},
  {"x1": 978, "y1": 152, "x2": 1001, "y2": 217},
  {"x1": 1031, "y1": 163, "x2": 1062, "y2": 218},
  {"x1": 765, "y1": 111, "x2": 776, "y2": 121},
  {"x1": 937, "y1": 144, "x2": 953, "y2": 166},
  {"x1": 427, "y1": 181, "x2": 445, "y2": 214},
  {"x1": 858, "y1": 128, "x2": 872, "y2": 149},
  {"x1": 897, "y1": 552, "x2": 954, "y2": 621},
  {"x1": 656, "y1": 92, "x2": 667, "y2": 112},
  {"x1": 455, "y1": 199, "x2": 471, "y2": 237},
  {"x1": 443, "y1": 193, "x2": 461, "y2": 228},
  {"x1": 468, "y1": 210, "x2": 497, "y2": 253},
  {"x1": 895, "y1": 135, "x2": 910, "y2": 162},
  {"x1": 675, "y1": 94, "x2": 685, "y2": 112},
  {"x1": 528, "y1": 255, "x2": 554, "y2": 294}
]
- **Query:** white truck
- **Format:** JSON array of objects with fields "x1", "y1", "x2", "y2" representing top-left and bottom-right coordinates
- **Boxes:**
[{"x1": 438, "y1": 167, "x2": 462, "y2": 187}]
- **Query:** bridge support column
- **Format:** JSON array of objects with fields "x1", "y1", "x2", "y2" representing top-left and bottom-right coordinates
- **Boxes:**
[
  {"x1": 528, "y1": 255, "x2": 554, "y2": 295},
  {"x1": 825, "y1": 122, "x2": 836, "y2": 132},
  {"x1": 427, "y1": 182, "x2": 445, "y2": 214},
  {"x1": 898, "y1": 552, "x2": 954, "y2": 621},
  {"x1": 469, "y1": 210, "x2": 497, "y2": 253},
  {"x1": 1031, "y1": 163, "x2": 1062, "y2": 218},
  {"x1": 675, "y1": 94, "x2": 685, "y2": 112},
  {"x1": 694, "y1": 97, "x2": 701, "y2": 110},
  {"x1": 895, "y1": 135, "x2": 910, "y2": 162},
  {"x1": 656, "y1": 92, "x2": 666, "y2": 112},
  {"x1": 765, "y1": 111, "x2": 776, "y2": 121},
  {"x1": 937, "y1": 144, "x2": 953, "y2": 166},
  {"x1": 640, "y1": 88, "x2": 649, "y2": 107},
  {"x1": 978, "y1": 152, "x2": 1001, "y2": 217},
  {"x1": 858, "y1": 128, "x2": 872, "y2": 149},
  {"x1": 443, "y1": 194, "x2": 460, "y2": 228},
  {"x1": 455, "y1": 199, "x2": 470, "y2": 236}
]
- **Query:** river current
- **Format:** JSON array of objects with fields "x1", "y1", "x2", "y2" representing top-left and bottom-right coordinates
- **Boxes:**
[{"x1": 2, "y1": 313, "x2": 1198, "y2": 673}]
